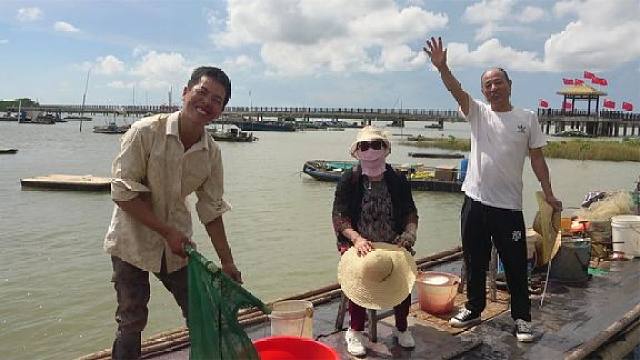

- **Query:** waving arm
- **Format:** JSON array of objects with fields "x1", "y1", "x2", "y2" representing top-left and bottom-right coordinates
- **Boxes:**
[{"x1": 423, "y1": 36, "x2": 470, "y2": 115}]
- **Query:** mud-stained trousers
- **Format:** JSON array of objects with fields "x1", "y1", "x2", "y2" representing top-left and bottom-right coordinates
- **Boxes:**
[
  {"x1": 110, "y1": 256, "x2": 188, "y2": 360},
  {"x1": 460, "y1": 195, "x2": 531, "y2": 322}
]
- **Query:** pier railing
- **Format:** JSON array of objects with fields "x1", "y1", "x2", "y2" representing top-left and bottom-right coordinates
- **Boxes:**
[
  {"x1": 9, "y1": 104, "x2": 639, "y2": 123},
  {"x1": 11, "y1": 104, "x2": 464, "y2": 122}
]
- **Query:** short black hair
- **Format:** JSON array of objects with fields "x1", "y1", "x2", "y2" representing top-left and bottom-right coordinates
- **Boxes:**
[
  {"x1": 187, "y1": 66, "x2": 231, "y2": 106},
  {"x1": 481, "y1": 67, "x2": 511, "y2": 85}
]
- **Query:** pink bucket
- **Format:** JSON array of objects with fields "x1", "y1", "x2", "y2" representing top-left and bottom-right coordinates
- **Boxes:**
[{"x1": 416, "y1": 271, "x2": 460, "y2": 314}]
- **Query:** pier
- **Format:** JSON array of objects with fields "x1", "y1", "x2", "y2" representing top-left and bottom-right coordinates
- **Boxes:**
[{"x1": 9, "y1": 104, "x2": 640, "y2": 137}]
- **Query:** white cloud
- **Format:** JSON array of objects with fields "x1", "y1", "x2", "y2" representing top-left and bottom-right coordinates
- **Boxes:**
[
  {"x1": 553, "y1": 0, "x2": 580, "y2": 17},
  {"x1": 518, "y1": 6, "x2": 545, "y2": 23},
  {"x1": 446, "y1": 39, "x2": 545, "y2": 71},
  {"x1": 463, "y1": 0, "x2": 514, "y2": 26},
  {"x1": 0, "y1": 39, "x2": 8, "y2": 45},
  {"x1": 464, "y1": 0, "x2": 547, "y2": 40},
  {"x1": 53, "y1": 21, "x2": 80, "y2": 33},
  {"x1": 222, "y1": 55, "x2": 256, "y2": 71},
  {"x1": 213, "y1": 0, "x2": 447, "y2": 76},
  {"x1": 544, "y1": 0, "x2": 640, "y2": 71},
  {"x1": 17, "y1": 7, "x2": 43, "y2": 22},
  {"x1": 94, "y1": 55, "x2": 125, "y2": 75},
  {"x1": 379, "y1": 44, "x2": 424, "y2": 71},
  {"x1": 130, "y1": 51, "x2": 190, "y2": 90}
]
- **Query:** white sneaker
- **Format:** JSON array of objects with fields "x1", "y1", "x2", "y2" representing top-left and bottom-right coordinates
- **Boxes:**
[
  {"x1": 393, "y1": 328, "x2": 415, "y2": 348},
  {"x1": 345, "y1": 329, "x2": 366, "y2": 356},
  {"x1": 515, "y1": 319, "x2": 535, "y2": 342}
]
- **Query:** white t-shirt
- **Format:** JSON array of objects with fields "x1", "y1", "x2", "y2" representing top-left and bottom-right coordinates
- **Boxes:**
[{"x1": 461, "y1": 96, "x2": 547, "y2": 210}]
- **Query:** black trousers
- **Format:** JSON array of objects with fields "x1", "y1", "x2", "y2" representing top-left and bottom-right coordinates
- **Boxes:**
[{"x1": 460, "y1": 196, "x2": 531, "y2": 321}]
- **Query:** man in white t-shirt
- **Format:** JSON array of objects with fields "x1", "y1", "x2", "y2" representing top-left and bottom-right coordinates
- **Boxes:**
[{"x1": 424, "y1": 37, "x2": 562, "y2": 342}]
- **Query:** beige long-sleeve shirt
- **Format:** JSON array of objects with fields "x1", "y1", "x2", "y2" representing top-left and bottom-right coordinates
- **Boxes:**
[{"x1": 103, "y1": 111, "x2": 231, "y2": 273}]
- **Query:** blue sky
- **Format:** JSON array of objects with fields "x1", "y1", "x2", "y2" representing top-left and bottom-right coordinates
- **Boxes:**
[{"x1": 0, "y1": 0, "x2": 638, "y2": 111}]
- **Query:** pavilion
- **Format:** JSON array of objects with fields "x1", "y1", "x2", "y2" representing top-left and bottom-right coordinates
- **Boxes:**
[{"x1": 556, "y1": 83, "x2": 606, "y2": 116}]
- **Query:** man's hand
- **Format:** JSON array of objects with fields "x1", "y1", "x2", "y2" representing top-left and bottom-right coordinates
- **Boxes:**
[
  {"x1": 222, "y1": 263, "x2": 243, "y2": 283},
  {"x1": 163, "y1": 227, "x2": 192, "y2": 258},
  {"x1": 424, "y1": 36, "x2": 447, "y2": 70},
  {"x1": 545, "y1": 194, "x2": 563, "y2": 212},
  {"x1": 353, "y1": 236, "x2": 373, "y2": 257}
]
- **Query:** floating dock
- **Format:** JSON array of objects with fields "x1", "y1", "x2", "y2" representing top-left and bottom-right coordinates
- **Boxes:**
[{"x1": 20, "y1": 174, "x2": 111, "y2": 191}]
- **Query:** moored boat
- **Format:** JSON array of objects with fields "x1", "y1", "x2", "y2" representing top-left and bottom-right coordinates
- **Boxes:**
[
  {"x1": 552, "y1": 129, "x2": 593, "y2": 138},
  {"x1": 234, "y1": 120, "x2": 297, "y2": 132},
  {"x1": 206, "y1": 125, "x2": 256, "y2": 142},
  {"x1": 408, "y1": 152, "x2": 465, "y2": 159},
  {"x1": 63, "y1": 115, "x2": 93, "y2": 121},
  {"x1": 93, "y1": 122, "x2": 130, "y2": 134},
  {"x1": 302, "y1": 160, "x2": 463, "y2": 192}
]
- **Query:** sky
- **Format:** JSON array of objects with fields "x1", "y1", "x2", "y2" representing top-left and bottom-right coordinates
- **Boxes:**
[{"x1": 0, "y1": 0, "x2": 638, "y2": 111}]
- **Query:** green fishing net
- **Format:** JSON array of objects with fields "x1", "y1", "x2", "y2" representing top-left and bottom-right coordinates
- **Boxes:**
[{"x1": 186, "y1": 246, "x2": 271, "y2": 360}]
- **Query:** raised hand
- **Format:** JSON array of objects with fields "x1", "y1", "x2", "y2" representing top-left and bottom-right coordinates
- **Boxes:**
[{"x1": 423, "y1": 36, "x2": 447, "y2": 70}]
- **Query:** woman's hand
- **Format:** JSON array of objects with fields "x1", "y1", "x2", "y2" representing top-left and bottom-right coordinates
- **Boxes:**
[
  {"x1": 394, "y1": 230, "x2": 417, "y2": 255},
  {"x1": 353, "y1": 236, "x2": 373, "y2": 257}
]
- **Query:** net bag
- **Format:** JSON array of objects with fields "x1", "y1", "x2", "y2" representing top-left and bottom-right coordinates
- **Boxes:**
[{"x1": 186, "y1": 246, "x2": 270, "y2": 360}]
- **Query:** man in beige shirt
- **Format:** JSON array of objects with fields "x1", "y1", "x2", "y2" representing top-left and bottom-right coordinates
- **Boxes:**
[{"x1": 104, "y1": 66, "x2": 242, "y2": 359}]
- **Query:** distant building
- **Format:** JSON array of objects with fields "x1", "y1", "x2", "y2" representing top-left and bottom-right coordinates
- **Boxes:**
[{"x1": 0, "y1": 98, "x2": 39, "y2": 111}]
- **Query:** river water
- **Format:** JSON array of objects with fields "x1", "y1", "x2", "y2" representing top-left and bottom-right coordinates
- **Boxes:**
[{"x1": 0, "y1": 117, "x2": 637, "y2": 359}]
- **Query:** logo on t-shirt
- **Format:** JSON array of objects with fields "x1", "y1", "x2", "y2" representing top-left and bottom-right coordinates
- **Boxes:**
[
  {"x1": 516, "y1": 124, "x2": 527, "y2": 133},
  {"x1": 512, "y1": 230, "x2": 522, "y2": 242}
]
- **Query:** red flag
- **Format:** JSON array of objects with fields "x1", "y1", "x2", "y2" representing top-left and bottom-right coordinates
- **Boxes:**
[
  {"x1": 539, "y1": 99, "x2": 549, "y2": 109},
  {"x1": 592, "y1": 77, "x2": 608, "y2": 86},
  {"x1": 574, "y1": 79, "x2": 584, "y2": 85},
  {"x1": 583, "y1": 71, "x2": 595, "y2": 79},
  {"x1": 562, "y1": 78, "x2": 574, "y2": 85},
  {"x1": 563, "y1": 101, "x2": 573, "y2": 110},
  {"x1": 603, "y1": 99, "x2": 615, "y2": 109},
  {"x1": 622, "y1": 102, "x2": 634, "y2": 111}
]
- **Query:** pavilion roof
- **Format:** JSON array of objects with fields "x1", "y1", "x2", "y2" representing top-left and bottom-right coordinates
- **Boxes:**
[{"x1": 556, "y1": 84, "x2": 607, "y2": 96}]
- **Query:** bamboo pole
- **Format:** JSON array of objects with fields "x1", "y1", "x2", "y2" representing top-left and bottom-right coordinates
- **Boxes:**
[{"x1": 565, "y1": 303, "x2": 640, "y2": 360}]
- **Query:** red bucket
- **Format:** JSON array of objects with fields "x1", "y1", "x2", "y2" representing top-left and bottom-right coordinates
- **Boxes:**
[{"x1": 253, "y1": 336, "x2": 339, "y2": 360}]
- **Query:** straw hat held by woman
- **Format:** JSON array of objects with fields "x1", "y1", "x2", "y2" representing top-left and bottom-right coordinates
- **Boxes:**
[{"x1": 332, "y1": 126, "x2": 419, "y2": 356}]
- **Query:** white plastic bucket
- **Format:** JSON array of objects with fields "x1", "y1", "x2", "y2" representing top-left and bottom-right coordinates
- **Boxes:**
[
  {"x1": 269, "y1": 300, "x2": 313, "y2": 339},
  {"x1": 611, "y1": 215, "x2": 640, "y2": 258}
]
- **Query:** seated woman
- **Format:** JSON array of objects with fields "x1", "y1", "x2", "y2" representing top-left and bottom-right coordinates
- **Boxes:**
[{"x1": 332, "y1": 126, "x2": 419, "y2": 356}]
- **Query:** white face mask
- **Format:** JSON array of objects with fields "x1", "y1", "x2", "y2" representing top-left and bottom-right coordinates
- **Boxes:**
[
  {"x1": 356, "y1": 149, "x2": 387, "y2": 177},
  {"x1": 356, "y1": 148, "x2": 386, "y2": 161}
]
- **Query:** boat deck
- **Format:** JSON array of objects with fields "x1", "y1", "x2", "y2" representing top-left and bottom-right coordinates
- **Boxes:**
[{"x1": 144, "y1": 257, "x2": 640, "y2": 360}]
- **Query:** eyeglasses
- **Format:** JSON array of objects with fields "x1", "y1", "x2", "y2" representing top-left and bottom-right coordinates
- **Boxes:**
[{"x1": 357, "y1": 140, "x2": 385, "y2": 151}]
